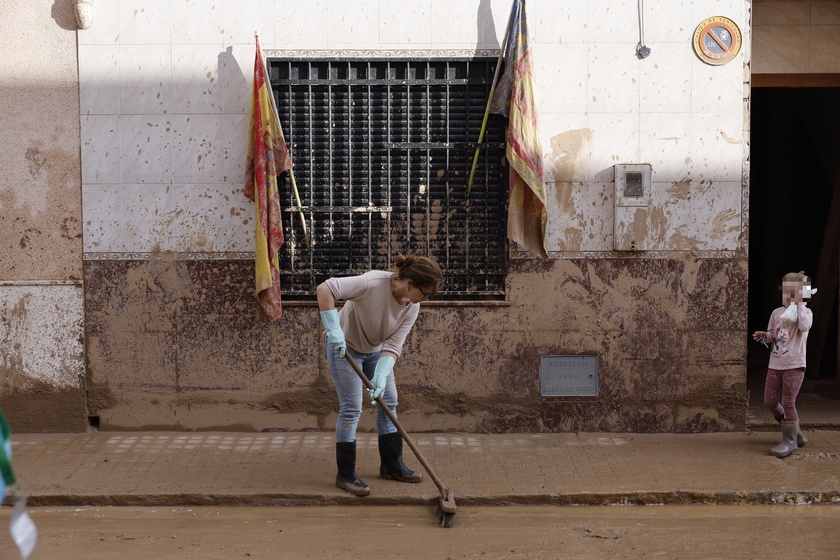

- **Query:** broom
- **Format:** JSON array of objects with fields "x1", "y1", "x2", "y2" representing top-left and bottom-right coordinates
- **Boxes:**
[{"x1": 344, "y1": 352, "x2": 457, "y2": 528}]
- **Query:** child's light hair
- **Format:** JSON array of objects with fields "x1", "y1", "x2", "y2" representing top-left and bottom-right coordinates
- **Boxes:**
[{"x1": 782, "y1": 271, "x2": 810, "y2": 284}]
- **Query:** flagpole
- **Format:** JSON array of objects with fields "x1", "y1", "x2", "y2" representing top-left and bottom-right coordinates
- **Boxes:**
[
  {"x1": 259, "y1": 37, "x2": 312, "y2": 252},
  {"x1": 466, "y1": 5, "x2": 513, "y2": 197}
]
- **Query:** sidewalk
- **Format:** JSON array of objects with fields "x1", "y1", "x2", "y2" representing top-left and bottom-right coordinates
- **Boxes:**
[{"x1": 8, "y1": 430, "x2": 840, "y2": 508}]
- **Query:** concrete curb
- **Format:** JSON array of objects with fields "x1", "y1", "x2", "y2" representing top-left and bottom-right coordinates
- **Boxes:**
[{"x1": 17, "y1": 490, "x2": 840, "y2": 508}]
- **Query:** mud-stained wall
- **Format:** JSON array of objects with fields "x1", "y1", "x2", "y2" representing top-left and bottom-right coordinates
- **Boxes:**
[
  {"x1": 0, "y1": 1, "x2": 82, "y2": 281},
  {"x1": 74, "y1": 0, "x2": 755, "y2": 433},
  {"x1": 85, "y1": 255, "x2": 747, "y2": 433},
  {"x1": 12, "y1": 1, "x2": 834, "y2": 432},
  {"x1": 0, "y1": 0, "x2": 86, "y2": 431},
  {"x1": 0, "y1": 285, "x2": 86, "y2": 432}
]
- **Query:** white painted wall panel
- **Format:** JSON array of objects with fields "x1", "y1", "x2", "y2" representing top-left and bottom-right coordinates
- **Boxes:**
[{"x1": 78, "y1": 0, "x2": 751, "y2": 257}]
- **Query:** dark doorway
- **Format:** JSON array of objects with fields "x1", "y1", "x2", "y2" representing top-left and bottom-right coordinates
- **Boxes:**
[{"x1": 748, "y1": 87, "x2": 840, "y2": 419}]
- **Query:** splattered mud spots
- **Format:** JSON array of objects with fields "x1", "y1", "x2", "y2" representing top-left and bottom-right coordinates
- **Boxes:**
[{"x1": 81, "y1": 256, "x2": 746, "y2": 433}]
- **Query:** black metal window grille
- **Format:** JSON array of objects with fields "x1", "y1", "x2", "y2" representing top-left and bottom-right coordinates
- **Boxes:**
[{"x1": 268, "y1": 58, "x2": 508, "y2": 298}]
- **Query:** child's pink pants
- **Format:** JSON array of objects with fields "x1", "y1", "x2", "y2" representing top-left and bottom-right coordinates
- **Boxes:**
[{"x1": 763, "y1": 367, "x2": 805, "y2": 421}]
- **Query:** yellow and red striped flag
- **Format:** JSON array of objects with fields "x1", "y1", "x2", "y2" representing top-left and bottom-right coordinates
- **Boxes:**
[
  {"x1": 244, "y1": 35, "x2": 291, "y2": 319},
  {"x1": 490, "y1": 0, "x2": 548, "y2": 259}
]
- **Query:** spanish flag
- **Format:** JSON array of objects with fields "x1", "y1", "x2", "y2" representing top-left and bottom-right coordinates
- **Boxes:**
[
  {"x1": 244, "y1": 35, "x2": 291, "y2": 319},
  {"x1": 490, "y1": 0, "x2": 548, "y2": 259}
]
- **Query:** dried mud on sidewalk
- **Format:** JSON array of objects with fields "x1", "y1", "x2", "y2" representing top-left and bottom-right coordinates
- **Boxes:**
[{"x1": 8, "y1": 431, "x2": 840, "y2": 507}]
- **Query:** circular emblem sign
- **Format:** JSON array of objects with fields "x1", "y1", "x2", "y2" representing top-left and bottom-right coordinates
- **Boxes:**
[{"x1": 693, "y1": 16, "x2": 742, "y2": 66}]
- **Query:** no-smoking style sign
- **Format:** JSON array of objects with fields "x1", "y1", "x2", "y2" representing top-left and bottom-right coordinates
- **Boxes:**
[{"x1": 693, "y1": 16, "x2": 742, "y2": 65}]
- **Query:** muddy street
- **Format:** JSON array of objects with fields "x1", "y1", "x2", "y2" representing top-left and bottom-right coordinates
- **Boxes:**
[{"x1": 1, "y1": 505, "x2": 838, "y2": 559}]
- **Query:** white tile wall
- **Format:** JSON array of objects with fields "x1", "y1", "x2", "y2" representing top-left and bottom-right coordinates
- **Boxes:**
[
  {"x1": 83, "y1": 184, "x2": 123, "y2": 252},
  {"x1": 119, "y1": 45, "x2": 172, "y2": 114},
  {"x1": 171, "y1": 46, "x2": 225, "y2": 114},
  {"x1": 587, "y1": 0, "x2": 639, "y2": 43},
  {"x1": 639, "y1": 113, "x2": 693, "y2": 183},
  {"x1": 644, "y1": 0, "x2": 693, "y2": 43},
  {"x1": 172, "y1": 115, "x2": 230, "y2": 183},
  {"x1": 431, "y1": 0, "x2": 505, "y2": 48},
  {"x1": 80, "y1": 0, "x2": 750, "y2": 256},
  {"x1": 122, "y1": 183, "x2": 178, "y2": 251},
  {"x1": 639, "y1": 44, "x2": 692, "y2": 114},
  {"x1": 587, "y1": 43, "x2": 641, "y2": 113},
  {"x1": 223, "y1": 0, "x2": 277, "y2": 46},
  {"x1": 77, "y1": 0, "x2": 120, "y2": 45},
  {"x1": 273, "y1": 0, "x2": 324, "y2": 47},
  {"x1": 586, "y1": 112, "x2": 641, "y2": 183},
  {"x1": 81, "y1": 115, "x2": 122, "y2": 184},
  {"x1": 535, "y1": 1, "x2": 587, "y2": 44},
  {"x1": 690, "y1": 54, "x2": 746, "y2": 113},
  {"x1": 119, "y1": 115, "x2": 173, "y2": 183},
  {"x1": 118, "y1": 0, "x2": 173, "y2": 45},
  {"x1": 381, "y1": 0, "x2": 432, "y2": 45},
  {"x1": 690, "y1": 112, "x2": 744, "y2": 183},
  {"x1": 537, "y1": 43, "x2": 588, "y2": 114},
  {"x1": 325, "y1": 0, "x2": 380, "y2": 47},
  {"x1": 78, "y1": 45, "x2": 121, "y2": 115},
  {"x1": 171, "y1": 0, "x2": 223, "y2": 45}
]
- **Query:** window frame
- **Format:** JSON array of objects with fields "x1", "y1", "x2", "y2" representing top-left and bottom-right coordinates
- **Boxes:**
[{"x1": 268, "y1": 56, "x2": 509, "y2": 300}]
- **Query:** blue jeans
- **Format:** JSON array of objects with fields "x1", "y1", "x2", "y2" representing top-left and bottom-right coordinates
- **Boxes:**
[{"x1": 325, "y1": 339, "x2": 398, "y2": 443}]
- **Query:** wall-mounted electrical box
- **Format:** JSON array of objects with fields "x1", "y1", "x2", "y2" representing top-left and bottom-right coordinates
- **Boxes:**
[{"x1": 614, "y1": 163, "x2": 652, "y2": 251}]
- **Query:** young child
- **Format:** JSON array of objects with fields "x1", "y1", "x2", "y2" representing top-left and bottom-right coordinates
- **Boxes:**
[{"x1": 752, "y1": 271, "x2": 816, "y2": 458}]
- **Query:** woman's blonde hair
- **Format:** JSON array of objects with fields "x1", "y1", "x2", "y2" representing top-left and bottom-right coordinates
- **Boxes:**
[
  {"x1": 393, "y1": 254, "x2": 443, "y2": 297},
  {"x1": 782, "y1": 271, "x2": 810, "y2": 284}
]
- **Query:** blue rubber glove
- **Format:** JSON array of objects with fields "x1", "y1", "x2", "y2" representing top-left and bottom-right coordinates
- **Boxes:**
[
  {"x1": 319, "y1": 309, "x2": 346, "y2": 358},
  {"x1": 367, "y1": 355, "x2": 395, "y2": 404}
]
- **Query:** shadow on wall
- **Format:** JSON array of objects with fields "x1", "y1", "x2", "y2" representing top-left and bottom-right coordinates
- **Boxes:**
[
  {"x1": 478, "y1": 0, "x2": 500, "y2": 49},
  {"x1": 51, "y1": 0, "x2": 78, "y2": 31}
]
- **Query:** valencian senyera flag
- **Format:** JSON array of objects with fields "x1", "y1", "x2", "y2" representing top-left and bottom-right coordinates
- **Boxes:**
[
  {"x1": 490, "y1": 0, "x2": 548, "y2": 259},
  {"x1": 245, "y1": 35, "x2": 292, "y2": 319}
]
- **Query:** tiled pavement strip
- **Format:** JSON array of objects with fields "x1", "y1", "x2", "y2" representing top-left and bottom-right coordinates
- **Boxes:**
[{"x1": 8, "y1": 431, "x2": 840, "y2": 507}]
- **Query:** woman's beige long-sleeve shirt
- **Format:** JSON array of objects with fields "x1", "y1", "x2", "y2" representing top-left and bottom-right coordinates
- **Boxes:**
[{"x1": 325, "y1": 271, "x2": 419, "y2": 357}]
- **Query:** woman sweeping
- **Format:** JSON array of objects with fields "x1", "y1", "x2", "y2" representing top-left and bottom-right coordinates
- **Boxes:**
[{"x1": 316, "y1": 254, "x2": 443, "y2": 496}]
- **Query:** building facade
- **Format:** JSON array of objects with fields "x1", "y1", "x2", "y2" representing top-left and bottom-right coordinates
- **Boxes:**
[{"x1": 2, "y1": 0, "x2": 838, "y2": 433}]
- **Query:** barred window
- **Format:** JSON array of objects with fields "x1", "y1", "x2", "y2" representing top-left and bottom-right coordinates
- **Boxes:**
[{"x1": 268, "y1": 58, "x2": 508, "y2": 299}]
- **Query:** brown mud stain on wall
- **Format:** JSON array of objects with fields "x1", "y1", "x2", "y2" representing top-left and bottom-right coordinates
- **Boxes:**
[
  {"x1": 712, "y1": 208, "x2": 740, "y2": 239},
  {"x1": 667, "y1": 179, "x2": 691, "y2": 200},
  {"x1": 85, "y1": 258, "x2": 329, "y2": 431},
  {"x1": 549, "y1": 129, "x2": 592, "y2": 182},
  {"x1": 562, "y1": 227, "x2": 585, "y2": 253},
  {"x1": 0, "y1": 380, "x2": 86, "y2": 433},
  {"x1": 84, "y1": 254, "x2": 747, "y2": 434},
  {"x1": 554, "y1": 180, "x2": 586, "y2": 251},
  {"x1": 0, "y1": 286, "x2": 87, "y2": 432},
  {"x1": 0, "y1": 122, "x2": 82, "y2": 280}
]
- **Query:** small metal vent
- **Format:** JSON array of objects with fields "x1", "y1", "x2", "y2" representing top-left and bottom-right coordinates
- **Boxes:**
[{"x1": 268, "y1": 58, "x2": 508, "y2": 298}]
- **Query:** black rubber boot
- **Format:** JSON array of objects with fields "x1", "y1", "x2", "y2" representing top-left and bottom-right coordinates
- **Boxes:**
[
  {"x1": 335, "y1": 441, "x2": 370, "y2": 496},
  {"x1": 378, "y1": 432, "x2": 422, "y2": 483}
]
